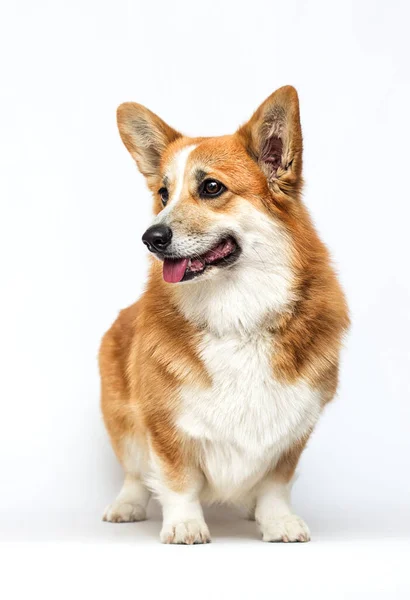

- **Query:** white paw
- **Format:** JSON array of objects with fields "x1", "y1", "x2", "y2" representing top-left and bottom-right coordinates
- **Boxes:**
[
  {"x1": 259, "y1": 514, "x2": 311, "y2": 542},
  {"x1": 103, "y1": 501, "x2": 147, "y2": 523},
  {"x1": 160, "y1": 519, "x2": 211, "y2": 545}
]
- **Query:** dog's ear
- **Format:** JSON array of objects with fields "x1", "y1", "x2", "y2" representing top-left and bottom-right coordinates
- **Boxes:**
[
  {"x1": 117, "y1": 103, "x2": 181, "y2": 184},
  {"x1": 237, "y1": 86, "x2": 303, "y2": 197}
]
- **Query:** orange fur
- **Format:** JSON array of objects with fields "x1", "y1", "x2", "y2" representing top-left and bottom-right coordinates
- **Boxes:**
[{"x1": 99, "y1": 86, "x2": 349, "y2": 542}]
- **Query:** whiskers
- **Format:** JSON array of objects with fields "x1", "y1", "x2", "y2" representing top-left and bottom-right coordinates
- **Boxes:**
[
  {"x1": 251, "y1": 245, "x2": 268, "y2": 270},
  {"x1": 238, "y1": 242, "x2": 290, "y2": 273}
]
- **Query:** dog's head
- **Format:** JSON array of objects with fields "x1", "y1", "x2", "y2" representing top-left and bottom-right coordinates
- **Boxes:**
[{"x1": 117, "y1": 86, "x2": 303, "y2": 285}]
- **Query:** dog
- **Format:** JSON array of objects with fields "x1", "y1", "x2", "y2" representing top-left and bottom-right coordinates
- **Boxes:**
[{"x1": 99, "y1": 86, "x2": 349, "y2": 544}]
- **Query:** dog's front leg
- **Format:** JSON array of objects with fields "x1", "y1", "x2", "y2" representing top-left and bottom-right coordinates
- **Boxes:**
[
  {"x1": 255, "y1": 439, "x2": 311, "y2": 543},
  {"x1": 160, "y1": 486, "x2": 211, "y2": 545},
  {"x1": 150, "y1": 454, "x2": 210, "y2": 545}
]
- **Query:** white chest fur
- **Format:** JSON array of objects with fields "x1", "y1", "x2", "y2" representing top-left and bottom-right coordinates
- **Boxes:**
[{"x1": 177, "y1": 331, "x2": 322, "y2": 502}]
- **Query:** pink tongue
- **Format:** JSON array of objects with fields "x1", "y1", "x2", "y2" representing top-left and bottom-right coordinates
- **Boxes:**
[{"x1": 163, "y1": 258, "x2": 189, "y2": 283}]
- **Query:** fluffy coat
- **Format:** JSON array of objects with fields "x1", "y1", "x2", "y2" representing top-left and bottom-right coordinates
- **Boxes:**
[{"x1": 99, "y1": 86, "x2": 349, "y2": 543}]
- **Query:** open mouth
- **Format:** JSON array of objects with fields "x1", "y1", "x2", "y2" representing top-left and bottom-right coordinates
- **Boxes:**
[{"x1": 162, "y1": 236, "x2": 240, "y2": 283}]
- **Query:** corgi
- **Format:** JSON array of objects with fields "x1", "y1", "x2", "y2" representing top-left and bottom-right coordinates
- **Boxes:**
[{"x1": 99, "y1": 86, "x2": 349, "y2": 544}]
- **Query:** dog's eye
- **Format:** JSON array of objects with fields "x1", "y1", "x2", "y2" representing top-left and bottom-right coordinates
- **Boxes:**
[
  {"x1": 199, "y1": 179, "x2": 226, "y2": 199},
  {"x1": 158, "y1": 187, "x2": 169, "y2": 207}
]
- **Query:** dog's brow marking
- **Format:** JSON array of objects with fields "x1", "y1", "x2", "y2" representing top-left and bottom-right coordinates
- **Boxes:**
[
  {"x1": 168, "y1": 144, "x2": 197, "y2": 207},
  {"x1": 155, "y1": 145, "x2": 197, "y2": 224}
]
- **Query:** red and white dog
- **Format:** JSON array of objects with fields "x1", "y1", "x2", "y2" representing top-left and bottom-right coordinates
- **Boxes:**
[{"x1": 99, "y1": 86, "x2": 349, "y2": 544}]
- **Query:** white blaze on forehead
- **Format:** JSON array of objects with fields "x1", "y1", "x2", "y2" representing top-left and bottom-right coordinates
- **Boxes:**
[
  {"x1": 166, "y1": 144, "x2": 197, "y2": 207},
  {"x1": 154, "y1": 144, "x2": 197, "y2": 226}
]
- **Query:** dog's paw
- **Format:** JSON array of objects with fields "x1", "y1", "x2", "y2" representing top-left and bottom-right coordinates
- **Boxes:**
[
  {"x1": 160, "y1": 519, "x2": 211, "y2": 545},
  {"x1": 103, "y1": 501, "x2": 147, "y2": 523},
  {"x1": 259, "y1": 514, "x2": 310, "y2": 543}
]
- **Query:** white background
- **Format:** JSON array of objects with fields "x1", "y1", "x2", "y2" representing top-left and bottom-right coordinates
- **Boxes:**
[{"x1": 1, "y1": 0, "x2": 409, "y2": 598}]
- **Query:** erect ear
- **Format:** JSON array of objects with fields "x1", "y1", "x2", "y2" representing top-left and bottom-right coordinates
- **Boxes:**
[
  {"x1": 237, "y1": 86, "x2": 303, "y2": 197},
  {"x1": 117, "y1": 103, "x2": 181, "y2": 184}
]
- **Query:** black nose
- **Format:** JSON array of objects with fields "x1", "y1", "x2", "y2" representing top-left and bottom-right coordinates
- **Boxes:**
[{"x1": 142, "y1": 225, "x2": 173, "y2": 253}]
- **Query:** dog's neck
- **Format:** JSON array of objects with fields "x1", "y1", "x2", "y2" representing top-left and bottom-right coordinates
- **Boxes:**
[{"x1": 175, "y1": 274, "x2": 293, "y2": 338}]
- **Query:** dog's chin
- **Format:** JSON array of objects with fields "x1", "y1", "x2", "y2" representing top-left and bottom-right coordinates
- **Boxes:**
[{"x1": 156, "y1": 236, "x2": 241, "y2": 284}]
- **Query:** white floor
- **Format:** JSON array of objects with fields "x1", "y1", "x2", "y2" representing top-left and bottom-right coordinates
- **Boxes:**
[{"x1": 1, "y1": 505, "x2": 409, "y2": 600}]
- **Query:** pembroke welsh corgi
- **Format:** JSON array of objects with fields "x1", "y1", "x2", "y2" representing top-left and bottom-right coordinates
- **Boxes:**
[{"x1": 99, "y1": 86, "x2": 349, "y2": 544}]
